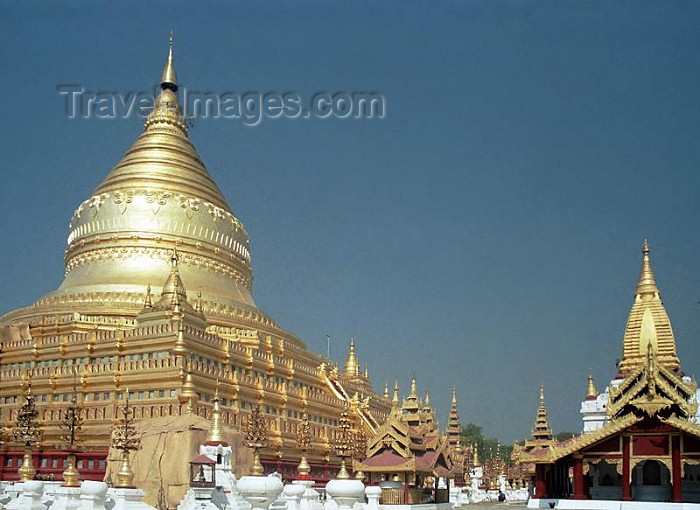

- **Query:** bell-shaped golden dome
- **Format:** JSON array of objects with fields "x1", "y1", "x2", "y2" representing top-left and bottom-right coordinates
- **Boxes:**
[{"x1": 41, "y1": 35, "x2": 256, "y2": 313}]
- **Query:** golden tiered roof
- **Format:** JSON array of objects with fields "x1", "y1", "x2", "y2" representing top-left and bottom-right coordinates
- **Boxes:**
[
  {"x1": 356, "y1": 381, "x2": 454, "y2": 477},
  {"x1": 446, "y1": 387, "x2": 462, "y2": 449},
  {"x1": 526, "y1": 383, "x2": 554, "y2": 446},
  {"x1": 619, "y1": 240, "x2": 679, "y2": 373},
  {"x1": 517, "y1": 242, "x2": 696, "y2": 466}
]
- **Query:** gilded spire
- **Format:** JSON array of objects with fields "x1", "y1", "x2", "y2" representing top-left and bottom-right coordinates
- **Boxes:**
[
  {"x1": 446, "y1": 386, "x2": 462, "y2": 448},
  {"x1": 392, "y1": 381, "x2": 399, "y2": 406},
  {"x1": 424, "y1": 391, "x2": 431, "y2": 410},
  {"x1": 531, "y1": 382, "x2": 553, "y2": 442},
  {"x1": 343, "y1": 337, "x2": 359, "y2": 377},
  {"x1": 156, "y1": 249, "x2": 189, "y2": 309},
  {"x1": 409, "y1": 375, "x2": 417, "y2": 399},
  {"x1": 160, "y1": 30, "x2": 178, "y2": 91},
  {"x1": 585, "y1": 374, "x2": 598, "y2": 400},
  {"x1": 636, "y1": 239, "x2": 659, "y2": 299},
  {"x1": 51, "y1": 36, "x2": 257, "y2": 314},
  {"x1": 384, "y1": 381, "x2": 390, "y2": 399},
  {"x1": 619, "y1": 240, "x2": 679, "y2": 373},
  {"x1": 144, "y1": 284, "x2": 153, "y2": 309},
  {"x1": 205, "y1": 382, "x2": 225, "y2": 445}
]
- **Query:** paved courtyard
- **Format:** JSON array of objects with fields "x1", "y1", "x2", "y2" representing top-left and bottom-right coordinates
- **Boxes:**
[{"x1": 462, "y1": 504, "x2": 527, "y2": 509}]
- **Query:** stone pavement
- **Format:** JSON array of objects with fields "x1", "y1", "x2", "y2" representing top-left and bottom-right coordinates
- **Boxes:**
[{"x1": 464, "y1": 504, "x2": 527, "y2": 509}]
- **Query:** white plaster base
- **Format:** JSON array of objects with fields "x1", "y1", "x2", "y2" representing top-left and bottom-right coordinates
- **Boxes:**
[
  {"x1": 107, "y1": 487, "x2": 158, "y2": 510},
  {"x1": 50, "y1": 486, "x2": 82, "y2": 510}
]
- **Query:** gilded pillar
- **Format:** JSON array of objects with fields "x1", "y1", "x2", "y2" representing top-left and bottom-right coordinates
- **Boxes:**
[
  {"x1": 622, "y1": 436, "x2": 633, "y2": 501},
  {"x1": 672, "y1": 435, "x2": 683, "y2": 503}
]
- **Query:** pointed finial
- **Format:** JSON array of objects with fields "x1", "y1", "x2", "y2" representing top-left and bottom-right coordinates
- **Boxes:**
[
  {"x1": 160, "y1": 30, "x2": 178, "y2": 91},
  {"x1": 452, "y1": 386, "x2": 457, "y2": 405},
  {"x1": 424, "y1": 391, "x2": 431, "y2": 408},
  {"x1": 144, "y1": 284, "x2": 153, "y2": 309},
  {"x1": 586, "y1": 374, "x2": 598, "y2": 400},
  {"x1": 195, "y1": 290, "x2": 203, "y2": 313},
  {"x1": 344, "y1": 337, "x2": 359, "y2": 377},
  {"x1": 539, "y1": 381, "x2": 545, "y2": 405},
  {"x1": 409, "y1": 375, "x2": 417, "y2": 399},
  {"x1": 206, "y1": 379, "x2": 225, "y2": 444},
  {"x1": 636, "y1": 239, "x2": 659, "y2": 299},
  {"x1": 384, "y1": 381, "x2": 389, "y2": 399},
  {"x1": 364, "y1": 364, "x2": 369, "y2": 379},
  {"x1": 392, "y1": 381, "x2": 399, "y2": 405}
]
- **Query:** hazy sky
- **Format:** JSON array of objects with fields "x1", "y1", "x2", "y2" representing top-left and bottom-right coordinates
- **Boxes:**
[{"x1": 1, "y1": 1, "x2": 699, "y2": 442}]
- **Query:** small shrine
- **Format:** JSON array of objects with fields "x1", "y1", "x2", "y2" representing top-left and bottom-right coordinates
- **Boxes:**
[
  {"x1": 519, "y1": 241, "x2": 700, "y2": 506},
  {"x1": 354, "y1": 378, "x2": 455, "y2": 504}
]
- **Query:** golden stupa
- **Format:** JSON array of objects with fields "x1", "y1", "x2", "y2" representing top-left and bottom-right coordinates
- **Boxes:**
[{"x1": 0, "y1": 35, "x2": 391, "y2": 484}]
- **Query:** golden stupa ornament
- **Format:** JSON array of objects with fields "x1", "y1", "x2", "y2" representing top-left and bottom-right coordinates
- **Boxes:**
[
  {"x1": 296, "y1": 411, "x2": 312, "y2": 479},
  {"x1": 111, "y1": 392, "x2": 141, "y2": 488},
  {"x1": 12, "y1": 384, "x2": 43, "y2": 481},
  {"x1": 333, "y1": 402, "x2": 354, "y2": 479},
  {"x1": 205, "y1": 383, "x2": 224, "y2": 445},
  {"x1": 59, "y1": 389, "x2": 84, "y2": 487},
  {"x1": 243, "y1": 403, "x2": 268, "y2": 476}
]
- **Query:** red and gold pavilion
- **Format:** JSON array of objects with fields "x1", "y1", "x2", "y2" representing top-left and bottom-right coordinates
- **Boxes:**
[{"x1": 519, "y1": 241, "x2": 700, "y2": 504}]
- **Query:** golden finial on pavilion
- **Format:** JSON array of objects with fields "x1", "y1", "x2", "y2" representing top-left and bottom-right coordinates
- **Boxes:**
[
  {"x1": 174, "y1": 320, "x2": 186, "y2": 357},
  {"x1": 179, "y1": 369, "x2": 197, "y2": 410},
  {"x1": 539, "y1": 381, "x2": 545, "y2": 405},
  {"x1": 112, "y1": 392, "x2": 141, "y2": 488},
  {"x1": 205, "y1": 381, "x2": 225, "y2": 445},
  {"x1": 144, "y1": 284, "x2": 153, "y2": 309},
  {"x1": 384, "y1": 381, "x2": 390, "y2": 399},
  {"x1": 244, "y1": 403, "x2": 268, "y2": 476},
  {"x1": 333, "y1": 402, "x2": 354, "y2": 479},
  {"x1": 636, "y1": 239, "x2": 659, "y2": 299},
  {"x1": 13, "y1": 383, "x2": 42, "y2": 481},
  {"x1": 531, "y1": 382, "x2": 553, "y2": 442},
  {"x1": 364, "y1": 364, "x2": 369, "y2": 379},
  {"x1": 409, "y1": 375, "x2": 417, "y2": 399},
  {"x1": 344, "y1": 338, "x2": 359, "y2": 376},
  {"x1": 392, "y1": 381, "x2": 399, "y2": 406},
  {"x1": 296, "y1": 410, "x2": 312, "y2": 479},
  {"x1": 424, "y1": 391, "x2": 431, "y2": 409},
  {"x1": 195, "y1": 290, "x2": 203, "y2": 314},
  {"x1": 160, "y1": 30, "x2": 178, "y2": 91},
  {"x1": 586, "y1": 374, "x2": 598, "y2": 400},
  {"x1": 452, "y1": 386, "x2": 457, "y2": 405}
]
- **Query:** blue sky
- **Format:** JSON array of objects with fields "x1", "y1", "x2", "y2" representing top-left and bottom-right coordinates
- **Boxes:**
[{"x1": 1, "y1": 1, "x2": 699, "y2": 442}]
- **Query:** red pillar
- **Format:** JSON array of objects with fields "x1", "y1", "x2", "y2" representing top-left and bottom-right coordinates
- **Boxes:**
[
  {"x1": 535, "y1": 464, "x2": 548, "y2": 498},
  {"x1": 672, "y1": 435, "x2": 683, "y2": 503},
  {"x1": 622, "y1": 435, "x2": 633, "y2": 501},
  {"x1": 572, "y1": 455, "x2": 586, "y2": 499}
]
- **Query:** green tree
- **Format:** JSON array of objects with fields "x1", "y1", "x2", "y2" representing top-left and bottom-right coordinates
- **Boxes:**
[
  {"x1": 461, "y1": 423, "x2": 515, "y2": 466},
  {"x1": 555, "y1": 431, "x2": 577, "y2": 441}
]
